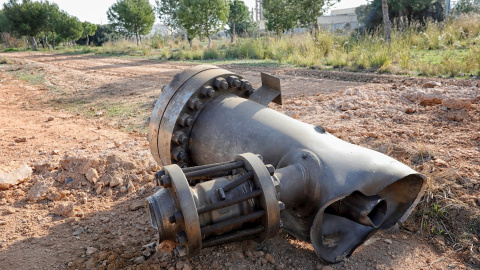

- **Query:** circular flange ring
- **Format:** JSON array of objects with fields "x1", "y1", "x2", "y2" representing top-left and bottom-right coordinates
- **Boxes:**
[
  {"x1": 149, "y1": 65, "x2": 220, "y2": 165},
  {"x1": 163, "y1": 164, "x2": 202, "y2": 256},
  {"x1": 158, "y1": 68, "x2": 239, "y2": 165},
  {"x1": 235, "y1": 153, "x2": 281, "y2": 240}
]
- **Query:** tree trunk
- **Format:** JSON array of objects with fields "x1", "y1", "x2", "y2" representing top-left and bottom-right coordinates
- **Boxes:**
[
  {"x1": 136, "y1": 33, "x2": 139, "y2": 46},
  {"x1": 86, "y1": 35, "x2": 89, "y2": 46},
  {"x1": 188, "y1": 36, "x2": 192, "y2": 47},
  {"x1": 381, "y1": 0, "x2": 391, "y2": 43},
  {"x1": 30, "y1": 36, "x2": 38, "y2": 50},
  {"x1": 208, "y1": 36, "x2": 212, "y2": 50},
  {"x1": 52, "y1": 32, "x2": 55, "y2": 50},
  {"x1": 231, "y1": 23, "x2": 236, "y2": 43}
]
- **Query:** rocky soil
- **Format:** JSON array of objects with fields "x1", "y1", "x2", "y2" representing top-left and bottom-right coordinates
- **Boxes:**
[{"x1": 0, "y1": 52, "x2": 479, "y2": 270}]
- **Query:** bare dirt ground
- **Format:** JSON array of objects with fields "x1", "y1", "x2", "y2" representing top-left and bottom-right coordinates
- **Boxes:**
[{"x1": 0, "y1": 52, "x2": 479, "y2": 270}]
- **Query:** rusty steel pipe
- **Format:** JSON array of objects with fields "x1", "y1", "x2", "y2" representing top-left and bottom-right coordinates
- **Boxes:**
[{"x1": 146, "y1": 65, "x2": 427, "y2": 263}]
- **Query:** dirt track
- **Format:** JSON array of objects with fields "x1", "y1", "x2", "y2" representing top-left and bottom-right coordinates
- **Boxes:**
[{"x1": 0, "y1": 52, "x2": 479, "y2": 270}]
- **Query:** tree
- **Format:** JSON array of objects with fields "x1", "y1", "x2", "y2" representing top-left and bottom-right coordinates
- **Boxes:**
[
  {"x1": 82, "y1": 21, "x2": 97, "y2": 45},
  {"x1": 107, "y1": 0, "x2": 155, "y2": 46},
  {"x1": 381, "y1": 0, "x2": 391, "y2": 42},
  {"x1": 90, "y1": 24, "x2": 120, "y2": 46},
  {"x1": 263, "y1": 0, "x2": 298, "y2": 35},
  {"x1": 2, "y1": 0, "x2": 48, "y2": 50},
  {"x1": 453, "y1": 0, "x2": 480, "y2": 14},
  {"x1": 356, "y1": 0, "x2": 445, "y2": 31},
  {"x1": 296, "y1": 0, "x2": 337, "y2": 34},
  {"x1": 177, "y1": 0, "x2": 229, "y2": 49},
  {"x1": 55, "y1": 11, "x2": 83, "y2": 46},
  {"x1": 228, "y1": 0, "x2": 251, "y2": 42},
  {"x1": 43, "y1": 1, "x2": 60, "y2": 49},
  {"x1": 155, "y1": 0, "x2": 180, "y2": 32}
]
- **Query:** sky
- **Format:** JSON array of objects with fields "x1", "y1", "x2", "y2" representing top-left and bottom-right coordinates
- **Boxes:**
[{"x1": 0, "y1": 0, "x2": 367, "y2": 25}]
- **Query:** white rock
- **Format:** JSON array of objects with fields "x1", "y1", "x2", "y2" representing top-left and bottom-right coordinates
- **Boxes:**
[
  {"x1": 0, "y1": 164, "x2": 33, "y2": 190},
  {"x1": 27, "y1": 177, "x2": 54, "y2": 201},
  {"x1": 86, "y1": 246, "x2": 97, "y2": 256},
  {"x1": 85, "y1": 168, "x2": 99, "y2": 184}
]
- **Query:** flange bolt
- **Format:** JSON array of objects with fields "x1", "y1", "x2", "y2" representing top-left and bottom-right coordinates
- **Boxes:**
[
  {"x1": 178, "y1": 113, "x2": 194, "y2": 127},
  {"x1": 200, "y1": 86, "x2": 215, "y2": 98},
  {"x1": 214, "y1": 77, "x2": 228, "y2": 90},
  {"x1": 265, "y1": 164, "x2": 275, "y2": 176},
  {"x1": 172, "y1": 131, "x2": 188, "y2": 145},
  {"x1": 172, "y1": 148, "x2": 187, "y2": 162},
  {"x1": 188, "y1": 98, "x2": 203, "y2": 111},
  {"x1": 227, "y1": 76, "x2": 241, "y2": 88},
  {"x1": 159, "y1": 175, "x2": 172, "y2": 187},
  {"x1": 176, "y1": 231, "x2": 187, "y2": 244},
  {"x1": 240, "y1": 79, "x2": 252, "y2": 91}
]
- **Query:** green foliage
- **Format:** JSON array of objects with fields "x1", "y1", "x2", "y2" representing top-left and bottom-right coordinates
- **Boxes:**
[
  {"x1": 55, "y1": 11, "x2": 83, "y2": 43},
  {"x1": 453, "y1": 0, "x2": 480, "y2": 14},
  {"x1": 263, "y1": 0, "x2": 298, "y2": 35},
  {"x1": 107, "y1": 0, "x2": 155, "y2": 45},
  {"x1": 263, "y1": 0, "x2": 336, "y2": 34},
  {"x1": 2, "y1": 0, "x2": 49, "y2": 49},
  {"x1": 177, "y1": 0, "x2": 229, "y2": 48},
  {"x1": 150, "y1": 31, "x2": 166, "y2": 49},
  {"x1": 82, "y1": 21, "x2": 97, "y2": 45},
  {"x1": 91, "y1": 24, "x2": 120, "y2": 46},
  {"x1": 296, "y1": 0, "x2": 337, "y2": 28},
  {"x1": 155, "y1": 0, "x2": 179, "y2": 30},
  {"x1": 227, "y1": 0, "x2": 254, "y2": 39},
  {"x1": 356, "y1": 0, "x2": 445, "y2": 30}
]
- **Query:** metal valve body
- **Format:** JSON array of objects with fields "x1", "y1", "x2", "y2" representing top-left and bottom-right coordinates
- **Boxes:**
[{"x1": 146, "y1": 65, "x2": 426, "y2": 263}]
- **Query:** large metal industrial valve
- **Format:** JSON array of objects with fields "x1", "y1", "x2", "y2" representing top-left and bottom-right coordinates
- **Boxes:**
[{"x1": 146, "y1": 65, "x2": 426, "y2": 263}]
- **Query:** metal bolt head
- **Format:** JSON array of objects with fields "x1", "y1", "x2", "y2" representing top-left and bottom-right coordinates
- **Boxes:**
[
  {"x1": 201, "y1": 86, "x2": 215, "y2": 98},
  {"x1": 178, "y1": 113, "x2": 193, "y2": 127},
  {"x1": 154, "y1": 170, "x2": 165, "y2": 180},
  {"x1": 214, "y1": 77, "x2": 228, "y2": 90},
  {"x1": 227, "y1": 76, "x2": 241, "y2": 88},
  {"x1": 245, "y1": 88, "x2": 254, "y2": 96},
  {"x1": 188, "y1": 98, "x2": 203, "y2": 111},
  {"x1": 172, "y1": 131, "x2": 188, "y2": 145},
  {"x1": 173, "y1": 211, "x2": 184, "y2": 224},
  {"x1": 172, "y1": 148, "x2": 187, "y2": 162},
  {"x1": 240, "y1": 80, "x2": 252, "y2": 91},
  {"x1": 265, "y1": 164, "x2": 275, "y2": 176},
  {"x1": 160, "y1": 175, "x2": 172, "y2": 187},
  {"x1": 176, "y1": 231, "x2": 187, "y2": 244}
]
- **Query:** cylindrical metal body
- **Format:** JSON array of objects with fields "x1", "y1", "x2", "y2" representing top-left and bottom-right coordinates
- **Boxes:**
[{"x1": 147, "y1": 65, "x2": 426, "y2": 263}]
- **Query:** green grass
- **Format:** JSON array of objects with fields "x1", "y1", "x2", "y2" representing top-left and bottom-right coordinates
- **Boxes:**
[{"x1": 14, "y1": 71, "x2": 45, "y2": 84}]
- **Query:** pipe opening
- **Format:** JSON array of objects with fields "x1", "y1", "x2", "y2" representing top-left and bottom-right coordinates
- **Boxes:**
[
  {"x1": 367, "y1": 199, "x2": 387, "y2": 228},
  {"x1": 325, "y1": 191, "x2": 388, "y2": 228}
]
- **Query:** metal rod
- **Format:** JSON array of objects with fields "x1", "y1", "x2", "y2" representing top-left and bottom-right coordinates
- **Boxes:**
[
  {"x1": 181, "y1": 160, "x2": 239, "y2": 173},
  {"x1": 197, "y1": 189, "x2": 262, "y2": 215},
  {"x1": 201, "y1": 210, "x2": 265, "y2": 236},
  {"x1": 184, "y1": 161, "x2": 244, "y2": 179},
  {"x1": 222, "y1": 171, "x2": 254, "y2": 192},
  {"x1": 202, "y1": 226, "x2": 265, "y2": 248}
]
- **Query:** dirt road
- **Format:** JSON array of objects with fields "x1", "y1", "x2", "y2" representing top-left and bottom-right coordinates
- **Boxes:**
[{"x1": 0, "y1": 52, "x2": 479, "y2": 270}]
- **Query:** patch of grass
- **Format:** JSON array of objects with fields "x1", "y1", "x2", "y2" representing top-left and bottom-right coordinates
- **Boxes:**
[
  {"x1": 15, "y1": 71, "x2": 45, "y2": 85},
  {"x1": 0, "y1": 57, "x2": 12, "y2": 64}
]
